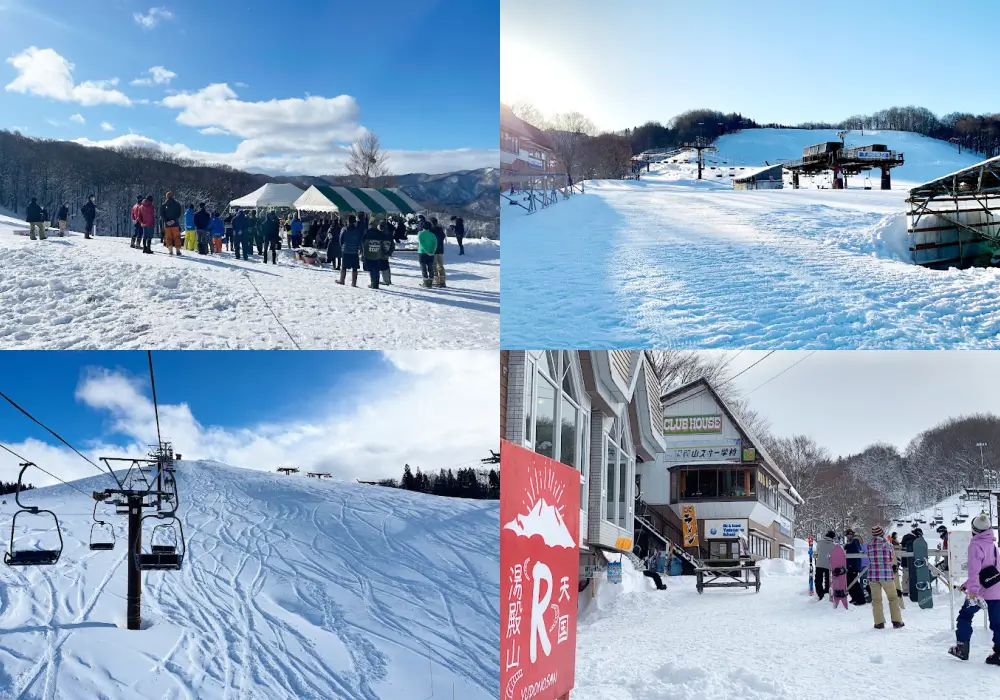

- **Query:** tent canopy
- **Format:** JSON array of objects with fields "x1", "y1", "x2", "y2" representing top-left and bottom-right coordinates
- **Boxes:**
[
  {"x1": 293, "y1": 185, "x2": 422, "y2": 215},
  {"x1": 230, "y1": 183, "x2": 304, "y2": 209}
]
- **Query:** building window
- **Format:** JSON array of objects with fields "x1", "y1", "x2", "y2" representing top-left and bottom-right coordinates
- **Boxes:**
[
  {"x1": 535, "y1": 376, "x2": 556, "y2": 459},
  {"x1": 604, "y1": 416, "x2": 634, "y2": 529},
  {"x1": 606, "y1": 435, "x2": 618, "y2": 525},
  {"x1": 501, "y1": 130, "x2": 519, "y2": 154},
  {"x1": 581, "y1": 412, "x2": 590, "y2": 519},
  {"x1": 674, "y1": 468, "x2": 753, "y2": 502}
]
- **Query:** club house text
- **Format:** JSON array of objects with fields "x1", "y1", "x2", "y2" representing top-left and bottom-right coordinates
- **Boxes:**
[{"x1": 663, "y1": 415, "x2": 722, "y2": 434}]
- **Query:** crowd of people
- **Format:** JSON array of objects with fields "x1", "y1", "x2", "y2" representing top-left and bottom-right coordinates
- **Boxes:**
[
  {"x1": 22, "y1": 192, "x2": 469, "y2": 291},
  {"x1": 812, "y1": 517, "x2": 1000, "y2": 664}
]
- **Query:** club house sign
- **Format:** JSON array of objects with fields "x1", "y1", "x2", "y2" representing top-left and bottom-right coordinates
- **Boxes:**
[{"x1": 663, "y1": 414, "x2": 723, "y2": 435}]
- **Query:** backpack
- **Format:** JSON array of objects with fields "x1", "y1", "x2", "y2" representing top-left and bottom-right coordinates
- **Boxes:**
[{"x1": 980, "y1": 546, "x2": 1000, "y2": 590}]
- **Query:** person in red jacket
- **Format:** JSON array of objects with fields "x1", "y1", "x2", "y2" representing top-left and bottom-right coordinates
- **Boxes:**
[
  {"x1": 138, "y1": 195, "x2": 156, "y2": 254},
  {"x1": 130, "y1": 195, "x2": 143, "y2": 249}
]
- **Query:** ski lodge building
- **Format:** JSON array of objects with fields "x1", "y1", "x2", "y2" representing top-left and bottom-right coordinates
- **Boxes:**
[
  {"x1": 732, "y1": 164, "x2": 784, "y2": 190},
  {"x1": 635, "y1": 378, "x2": 803, "y2": 562},
  {"x1": 501, "y1": 351, "x2": 666, "y2": 571},
  {"x1": 500, "y1": 103, "x2": 561, "y2": 182}
]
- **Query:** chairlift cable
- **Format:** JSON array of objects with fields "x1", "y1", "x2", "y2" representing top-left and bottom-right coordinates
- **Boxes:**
[
  {"x1": 744, "y1": 351, "x2": 817, "y2": 396},
  {"x1": 147, "y1": 351, "x2": 162, "y2": 448},
  {"x1": 0, "y1": 388, "x2": 119, "y2": 486},
  {"x1": 0, "y1": 442, "x2": 94, "y2": 499},
  {"x1": 661, "y1": 351, "x2": 778, "y2": 412}
]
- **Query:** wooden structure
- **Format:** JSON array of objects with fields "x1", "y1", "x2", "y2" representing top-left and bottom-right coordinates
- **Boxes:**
[
  {"x1": 906, "y1": 156, "x2": 1000, "y2": 268},
  {"x1": 277, "y1": 467, "x2": 299, "y2": 475},
  {"x1": 785, "y1": 142, "x2": 904, "y2": 190},
  {"x1": 306, "y1": 472, "x2": 332, "y2": 479},
  {"x1": 694, "y1": 559, "x2": 761, "y2": 594}
]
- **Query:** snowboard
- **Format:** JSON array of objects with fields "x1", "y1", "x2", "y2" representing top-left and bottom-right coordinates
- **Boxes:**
[
  {"x1": 912, "y1": 536, "x2": 933, "y2": 609},
  {"x1": 830, "y1": 544, "x2": 848, "y2": 609},
  {"x1": 808, "y1": 536, "x2": 815, "y2": 595},
  {"x1": 859, "y1": 567, "x2": 872, "y2": 603},
  {"x1": 907, "y1": 537, "x2": 918, "y2": 602}
]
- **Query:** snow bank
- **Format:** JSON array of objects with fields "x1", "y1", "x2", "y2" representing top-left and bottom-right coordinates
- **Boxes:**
[
  {"x1": 869, "y1": 212, "x2": 912, "y2": 262},
  {"x1": 578, "y1": 555, "x2": 654, "y2": 622},
  {"x1": 758, "y1": 557, "x2": 803, "y2": 577},
  {"x1": 0, "y1": 460, "x2": 499, "y2": 699}
]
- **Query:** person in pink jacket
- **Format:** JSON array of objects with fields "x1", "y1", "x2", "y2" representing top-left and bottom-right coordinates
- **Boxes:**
[{"x1": 948, "y1": 514, "x2": 1000, "y2": 664}]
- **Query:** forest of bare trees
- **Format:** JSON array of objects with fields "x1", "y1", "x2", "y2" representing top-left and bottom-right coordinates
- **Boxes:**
[
  {"x1": 652, "y1": 351, "x2": 1000, "y2": 539},
  {"x1": 0, "y1": 129, "x2": 268, "y2": 237}
]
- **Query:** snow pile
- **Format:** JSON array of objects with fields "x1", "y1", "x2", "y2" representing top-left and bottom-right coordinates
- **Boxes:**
[
  {"x1": 758, "y1": 557, "x2": 801, "y2": 577},
  {"x1": 0, "y1": 460, "x2": 499, "y2": 699},
  {"x1": 578, "y1": 555, "x2": 654, "y2": 622},
  {"x1": 0, "y1": 213, "x2": 499, "y2": 349},
  {"x1": 868, "y1": 212, "x2": 911, "y2": 261}
]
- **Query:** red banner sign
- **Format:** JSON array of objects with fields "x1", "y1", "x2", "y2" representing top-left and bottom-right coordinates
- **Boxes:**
[{"x1": 501, "y1": 440, "x2": 580, "y2": 700}]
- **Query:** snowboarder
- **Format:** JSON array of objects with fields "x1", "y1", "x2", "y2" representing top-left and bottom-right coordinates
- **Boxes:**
[
  {"x1": 430, "y1": 217, "x2": 447, "y2": 288},
  {"x1": 379, "y1": 220, "x2": 394, "y2": 286},
  {"x1": 56, "y1": 201, "x2": 69, "y2": 237},
  {"x1": 326, "y1": 217, "x2": 342, "y2": 270},
  {"x1": 130, "y1": 195, "x2": 143, "y2": 248},
  {"x1": 160, "y1": 191, "x2": 183, "y2": 255},
  {"x1": 948, "y1": 514, "x2": 1000, "y2": 664},
  {"x1": 868, "y1": 525, "x2": 904, "y2": 629},
  {"x1": 361, "y1": 220, "x2": 384, "y2": 289},
  {"x1": 209, "y1": 211, "x2": 225, "y2": 254},
  {"x1": 845, "y1": 529, "x2": 868, "y2": 605},
  {"x1": 81, "y1": 194, "x2": 96, "y2": 239},
  {"x1": 262, "y1": 211, "x2": 280, "y2": 264},
  {"x1": 25, "y1": 197, "x2": 46, "y2": 240},
  {"x1": 417, "y1": 221, "x2": 437, "y2": 288},
  {"x1": 247, "y1": 211, "x2": 260, "y2": 255},
  {"x1": 194, "y1": 203, "x2": 212, "y2": 255},
  {"x1": 814, "y1": 530, "x2": 835, "y2": 601},
  {"x1": 451, "y1": 215, "x2": 466, "y2": 255},
  {"x1": 337, "y1": 216, "x2": 362, "y2": 287},
  {"x1": 231, "y1": 208, "x2": 249, "y2": 261},
  {"x1": 138, "y1": 195, "x2": 156, "y2": 254},
  {"x1": 290, "y1": 215, "x2": 303, "y2": 249},
  {"x1": 830, "y1": 538, "x2": 849, "y2": 610}
]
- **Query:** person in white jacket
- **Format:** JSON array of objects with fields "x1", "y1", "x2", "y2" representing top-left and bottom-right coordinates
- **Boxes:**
[{"x1": 814, "y1": 530, "x2": 836, "y2": 601}]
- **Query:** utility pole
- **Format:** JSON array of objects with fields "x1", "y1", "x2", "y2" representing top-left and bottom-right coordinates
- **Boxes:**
[{"x1": 127, "y1": 493, "x2": 143, "y2": 630}]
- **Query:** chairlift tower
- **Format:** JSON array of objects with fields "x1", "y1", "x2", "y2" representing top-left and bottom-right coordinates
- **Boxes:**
[{"x1": 682, "y1": 143, "x2": 719, "y2": 180}]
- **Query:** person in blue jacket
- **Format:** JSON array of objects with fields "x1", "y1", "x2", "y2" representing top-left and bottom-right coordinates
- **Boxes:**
[
  {"x1": 845, "y1": 528, "x2": 869, "y2": 606},
  {"x1": 337, "y1": 215, "x2": 362, "y2": 287},
  {"x1": 290, "y1": 215, "x2": 303, "y2": 249},
  {"x1": 231, "y1": 208, "x2": 249, "y2": 261},
  {"x1": 183, "y1": 203, "x2": 197, "y2": 252},
  {"x1": 209, "y1": 211, "x2": 225, "y2": 253}
]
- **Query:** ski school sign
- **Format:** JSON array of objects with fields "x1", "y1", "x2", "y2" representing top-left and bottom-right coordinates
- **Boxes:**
[
  {"x1": 663, "y1": 414, "x2": 723, "y2": 435},
  {"x1": 501, "y1": 440, "x2": 580, "y2": 700}
]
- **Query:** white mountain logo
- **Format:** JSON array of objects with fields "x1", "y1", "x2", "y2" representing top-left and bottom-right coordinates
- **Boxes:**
[{"x1": 503, "y1": 498, "x2": 576, "y2": 548}]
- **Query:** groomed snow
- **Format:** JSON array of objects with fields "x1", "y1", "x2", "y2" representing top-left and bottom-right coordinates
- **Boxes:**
[
  {"x1": 0, "y1": 461, "x2": 499, "y2": 699},
  {"x1": 501, "y1": 129, "x2": 1000, "y2": 349},
  {"x1": 574, "y1": 544, "x2": 996, "y2": 700},
  {"x1": 0, "y1": 215, "x2": 498, "y2": 349}
]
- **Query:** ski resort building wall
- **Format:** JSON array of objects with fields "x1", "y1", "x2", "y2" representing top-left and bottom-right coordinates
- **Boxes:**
[
  {"x1": 637, "y1": 379, "x2": 803, "y2": 561},
  {"x1": 500, "y1": 103, "x2": 560, "y2": 179},
  {"x1": 732, "y1": 164, "x2": 784, "y2": 190},
  {"x1": 503, "y1": 351, "x2": 666, "y2": 569}
]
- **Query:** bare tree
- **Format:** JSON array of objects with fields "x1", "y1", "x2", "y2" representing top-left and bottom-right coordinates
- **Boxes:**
[
  {"x1": 346, "y1": 132, "x2": 391, "y2": 187},
  {"x1": 547, "y1": 112, "x2": 598, "y2": 182},
  {"x1": 509, "y1": 101, "x2": 546, "y2": 129}
]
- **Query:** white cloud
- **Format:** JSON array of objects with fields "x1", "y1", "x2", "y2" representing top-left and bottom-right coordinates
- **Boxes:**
[
  {"x1": 70, "y1": 113, "x2": 85, "y2": 124},
  {"x1": 5, "y1": 47, "x2": 131, "y2": 106},
  {"x1": 100, "y1": 121, "x2": 115, "y2": 131},
  {"x1": 131, "y1": 65, "x2": 176, "y2": 87},
  {"x1": 133, "y1": 7, "x2": 173, "y2": 29},
  {"x1": 199, "y1": 127, "x2": 229, "y2": 136},
  {"x1": 0, "y1": 352, "x2": 497, "y2": 487}
]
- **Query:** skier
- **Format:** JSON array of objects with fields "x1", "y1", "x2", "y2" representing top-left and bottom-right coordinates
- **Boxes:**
[
  {"x1": 262, "y1": 211, "x2": 280, "y2": 264},
  {"x1": 160, "y1": 191, "x2": 183, "y2": 255},
  {"x1": 193, "y1": 203, "x2": 212, "y2": 255},
  {"x1": 845, "y1": 528, "x2": 868, "y2": 605},
  {"x1": 948, "y1": 514, "x2": 1000, "y2": 664},
  {"x1": 814, "y1": 530, "x2": 835, "y2": 601},
  {"x1": 430, "y1": 217, "x2": 447, "y2": 288},
  {"x1": 417, "y1": 220, "x2": 437, "y2": 288},
  {"x1": 231, "y1": 208, "x2": 249, "y2": 261},
  {"x1": 25, "y1": 197, "x2": 46, "y2": 240},
  {"x1": 81, "y1": 194, "x2": 97, "y2": 239},
  {"x1": 138, "y1": 195, "x2": 156, "y2": 254},
  {"x1": 130, "y1": 195, "x2": 143, "y2": 248},
  {"x1": 56, "y1": 201, "x2": 69, "y2": 237},
  {"x1": 337, "y1": 215, "x2": 362, "y2": 287},
  {"x1": 868, "y1": 525, "x2": 904, "y2": 629},
  {"x1": 379, "y1": 220, "x2": 394, "y2": 286},
  {"x1": 361, "y1": 220, "x2": 384, "y2": 289},
  {"x1": 209, "y1": 211, "x2": 225, "y2": 254}
]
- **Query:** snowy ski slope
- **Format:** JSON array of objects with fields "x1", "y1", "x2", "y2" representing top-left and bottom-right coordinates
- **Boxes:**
[
  {"x1": 893, "y1": 490, "x2": 996, "y2": 535},
  {"x1": 501, "y1": 129, "x2": 1000, "y2": 349},
  {"x1": 573, "y1": 543, "x2": 998, "y2": 700},
  {"x1": 0, "y1": 461, "x2": 499, "y2": 700},
  {"x1": 0, "y1": 214, "x2": 499, "y2": 349}
]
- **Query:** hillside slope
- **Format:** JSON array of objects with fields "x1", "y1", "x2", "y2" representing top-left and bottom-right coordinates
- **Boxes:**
[{"x1": 0, "y1": 461, "x2": 499, "y2": 699}]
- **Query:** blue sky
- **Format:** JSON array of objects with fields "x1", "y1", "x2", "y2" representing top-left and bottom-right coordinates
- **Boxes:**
[
  {"x1": 0, "y1": 350, "x2": 497, "y2": 486},
  {"x1": 501, "y1": 0, "x2": 1000, "y2": 131},
  {"x1": 1, "y1": 0, "x2": 499, "y2": 174}
]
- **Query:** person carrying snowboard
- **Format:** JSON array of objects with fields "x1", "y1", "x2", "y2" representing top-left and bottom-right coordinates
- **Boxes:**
[
  {"x1": 948, "y1": 514, "x2": 1000, "y2": 664},
  {"x1": 814, "y1": 530, "x2": 835, "y2": 601},
  {"x1": 845, "y1": 528, "x2": 868, "y2": 606},
  {"x1": 868, "y1": 525, "x2": 904, "y2": 629},
  {"x1": 160, "y1": 191, "x2": 183, "y2": 255},
  {"x1": 830, "y1": 536, "x2": 850, "y2": 610},
  {"x1": 26, "y1": 197, "x2": 46, "y2": 240},
  {"x1": 81, "y1": 194, "x2": 97, "y2": 239}
]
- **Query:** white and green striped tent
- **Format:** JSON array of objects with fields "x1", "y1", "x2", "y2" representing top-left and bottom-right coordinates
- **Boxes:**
[{"x1": 293, "y1": 185, "x2": 422, "y2": 215}]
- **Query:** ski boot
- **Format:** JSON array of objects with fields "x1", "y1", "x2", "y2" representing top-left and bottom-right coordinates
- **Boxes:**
[
  {"x1": 892, "y1": 621, "x2": 905, "y2": 629},
  {"x1": 948, "y1": 642, "x2": 970, "y2": 660},
  {"x1": 987, "y1": 649, "x2": 1000, "y2": 666},
  {"x1": 874, "y1": 623, "x2": 885, "y2": 629}
]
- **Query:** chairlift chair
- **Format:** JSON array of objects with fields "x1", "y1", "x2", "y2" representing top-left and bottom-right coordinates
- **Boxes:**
[
  {"x1": 134, "y1": 514, "x2": 185, "y2": 571},
  {"x1": 89, "y1": 498, "x2": 115, "y2": 551},
  {"x1": 4, "y1": 463, "x2": 64, "y2": 567}
]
